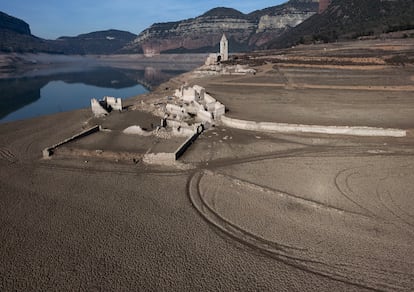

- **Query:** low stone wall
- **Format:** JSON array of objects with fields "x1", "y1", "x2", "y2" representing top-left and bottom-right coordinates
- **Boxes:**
[
  {"x1": 221, "y1": 116, "x2": 257, "y2": 131},
  {"x1": 221, "y1": 116, "x2": 406, "y2": 137},
  {"x1": 91, "y1": 99, "x2": 108, "y2": 117},
  {"x1": 143, "y1": 153, "x2": 176, "y2": 165},
  {"x1": 142, "y1": 124, "x2": 204, "y2": 164},
  {"x1": 174, "y1": 124, "x2": 204, "y2": 160},
  {"x1": 42, "y1": 121, "x2": 205, "y2": 164},
  {"x1": 42, "y1": 125, "x2": 101, "y2": 158}
]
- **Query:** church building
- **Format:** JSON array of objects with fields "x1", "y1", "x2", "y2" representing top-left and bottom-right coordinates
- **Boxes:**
[{"x1": 204, "y1": 33, "x2": 229, "y2": 65}]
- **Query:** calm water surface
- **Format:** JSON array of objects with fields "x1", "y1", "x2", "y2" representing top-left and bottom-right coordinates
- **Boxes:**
[
  {"x1": 0, "y1": 65, "x2": 186, "y2": 124},
  {"x1": 1, "y1": 81, "x2": 147, "y2": 123}
]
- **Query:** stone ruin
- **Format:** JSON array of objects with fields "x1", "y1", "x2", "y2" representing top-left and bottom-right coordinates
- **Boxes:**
[
  {"x1": 89, "y1": 85, "x2": 225, "y2": 138},
  {"x1": 202, "y1": 33, "x2": 256, "y2": 76},
  {"x1": 205, "y1": 34, "x2": 229, "y2": 66},
  {"x1": 91, "y1": 96, "x2": 123, "y2": 117},
  {"x1": 129, "y1": 84, "x2": 226, "y2": 141},
  {"x1": 171, "y1": 85, "x2": 225, "y2": 126},
  {"x1": 74, "y1": 84, "x2": 229, "y2": 165}
]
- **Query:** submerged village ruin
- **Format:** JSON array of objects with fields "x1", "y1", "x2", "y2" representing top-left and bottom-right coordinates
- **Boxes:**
[
  {"x1": 3, "y1": 0, "x2": 414, "y2": 290},
  {"x1": 42, "y1": 33, "x2": 407, "y2": 166},
  {"x1": 42, "y1": 34, "x2": 252, "y2": 165}
]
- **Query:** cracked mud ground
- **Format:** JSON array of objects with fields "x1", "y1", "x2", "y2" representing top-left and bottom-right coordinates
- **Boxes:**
[{"x1": 1, "y1": 39, "x2": 414, "y2": 291}]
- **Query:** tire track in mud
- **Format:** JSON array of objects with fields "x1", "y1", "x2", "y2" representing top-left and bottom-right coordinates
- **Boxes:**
[
  {"x1": 204, "y1": 145, "x2": 328, "y2": 169},
  {"x1": 334, "y1": 166, "x2": 379, "y2": 217},
  {"x1": 36, "y1": 144, "x2": 328, "y2": 179},
  {"x1": 383, "y1": 188, "x2": 414, "y2": 221},
  {"x1": 216, "y1": 171, "x2": 371, "y2": 218},
  {"x1": 0, "y1": 147, "x2": 18, "y2": 164},
  {"x1": 189, "y1": 171, "x2": 311, "y2": 254},
  {"x1": 336, "y1": 164, "x2": 414, "y2": 234},
  {"x1": 37, "y1": 160, "x2": 190, "y2": 177},
  {"x1": 203, "y1": 144, "x2": 412, "y2": 171},
  {"x1": 23, "y1": 139, "x2": 36, "y2": 158},
  {"x1": 381, "y1": 163, "x2": 414, "y2": 224},
  {"x1": 375, "y1": 165, "x2": 414, "y2": 231},
  {"x1": 188, "y1": 170, "x2": 414, "y2": 291},
  {"x1": 377, "y1": 189, "x2": 414, "y2": 237}
]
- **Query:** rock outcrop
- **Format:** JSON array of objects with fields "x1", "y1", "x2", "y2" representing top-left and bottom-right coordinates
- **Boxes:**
[
  {"x1": 266, "y1": 0, "x2": 414, "y2": 49},
  {"x1": 4, "y1": 0, "x2": 412, "y2": 55},
  {"x1": 0, "y1": 11, "x2": 31, "y2": 35},
  {"x1": 124, "y1": 8, "x2": 255, "y2": 56},
  {"x1": 123, "y1": 1, "x2": 319, "y2": 55},
  {"x1": 0, "y1": 11, "x2": 48, "y2": 53},
  {"x1": 249, "y1": 0, "x2": 318, "y2": 47}
]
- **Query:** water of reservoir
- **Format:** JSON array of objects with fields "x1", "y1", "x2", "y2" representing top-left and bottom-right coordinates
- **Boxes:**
[{"x1": 0, "y1": 66, "x2": 186, "y2": 124}]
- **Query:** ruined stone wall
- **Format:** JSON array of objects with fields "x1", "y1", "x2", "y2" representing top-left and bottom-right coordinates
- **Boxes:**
[
  {"x1": 43, "y1": 125, "x2": 101, "y2": 158},
  {"x1": 174, "y1": 125, "x2": 203, "y2": 160},
  {"x1": 220, "y1": 116, "x2": 406, "y2": 137}
]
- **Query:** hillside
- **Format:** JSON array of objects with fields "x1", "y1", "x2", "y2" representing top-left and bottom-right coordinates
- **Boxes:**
[
  {"x1": 3, "y1": 0, "x2": 413, "y2": 55},
  {"x1": 266, "y1": 0, "x2": 414, "y2": 49},
  {"x1": 0, "y1": 11, "x2": 49, "y2": 53},
  {"x1": 0, "y1": 11, "x2": 30, "y2": 35},
  {"x1": 124, "y1": 0, "x2": 319, "y2": 55},
  {"x1": 0, "y1": 11, "x2": 136, "y2": 54},
  {"x1": 54, "y1": 30, "x2": 138, "y2": 55},
  {"x1": 1, "y1": 1, "x2": 318, "y2": 55}
]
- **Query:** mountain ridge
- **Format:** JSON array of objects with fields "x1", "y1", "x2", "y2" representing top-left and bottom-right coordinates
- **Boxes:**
[
  {"x1": 266, "y1": 0, "x2": 414, "y2": 49},
  {"x1": 2, "y1": 0, "x2": 414, "y2": 55},
  {"x1": 0, "y1": 11, "x2": 31, "y2": 35},
  {"x1": 124, "y1": 0, "x2": 319, "y2": 55},
  {"x1": 0, "y1": 11, "x2": 137, "y2": 54},
  {"x1": 54, "y1": 30, "x2": 138, "y2": 54}
]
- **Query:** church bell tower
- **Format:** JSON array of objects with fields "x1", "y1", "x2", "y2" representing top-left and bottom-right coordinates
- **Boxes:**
[{"x1": 220, "y1": 34, "x2": 228, "y2": 62}]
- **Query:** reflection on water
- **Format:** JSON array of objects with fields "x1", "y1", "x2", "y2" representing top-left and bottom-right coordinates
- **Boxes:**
[
  {"x1": 0, "y1": 66, "x2": 186, "y2": 123},
  {"x1": 1, "y1": 81, "x2": 146, "y2": 123}
]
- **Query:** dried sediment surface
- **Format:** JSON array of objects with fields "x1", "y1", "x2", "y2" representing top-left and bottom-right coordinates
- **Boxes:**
[
  {"x1": 191, "y1": 157, "x2": 414, "y2": 291},
  {"x1": 196, "y1": 40, "x2": 414, "y2": 130},
  {"x1": 1, "y1": 39, "x2": 414, "y2": 291},
  {"x1": 1, "y1": 113, "x2": 372, "y2": 291}
]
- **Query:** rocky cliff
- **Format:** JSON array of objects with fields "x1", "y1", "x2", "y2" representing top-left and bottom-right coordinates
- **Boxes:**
[
  {"x1": 249, "y1": 0, "x2": 319, "y2": 47},
  {"x1": 266, "y1": 0, "x2": 414, "y2": 49},
  {"x1": 0, "y1": 11, "x2": 31, "y2": 35},
  {"x1": 124, "y1": 0, "x2": 319, "y2": 55},
  {"x1": 1, "y1": 1, "x2": 318, "y2": 55},
  {"x1": 0, "y1": 11, "x2": 47, "y2": 53},
  {"x1": 124, "y1": 8, "x2": 256, "y2": 55},
  {"x1": 0, "y1": 11, "x2": 51, "y2": 53}
]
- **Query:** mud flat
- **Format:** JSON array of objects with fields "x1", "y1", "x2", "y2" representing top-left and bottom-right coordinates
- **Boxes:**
[
  {"x1": 194, "y1": 40, "x2": 414, "y2": 129},
  {"x1": 1, "y1": 39, "x2": 414, "y2": 291}
]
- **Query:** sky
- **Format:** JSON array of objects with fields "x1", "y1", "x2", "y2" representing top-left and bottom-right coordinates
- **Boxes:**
[{"x1": 0, "y1": 0, "x2": 286, "y2": 39}]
